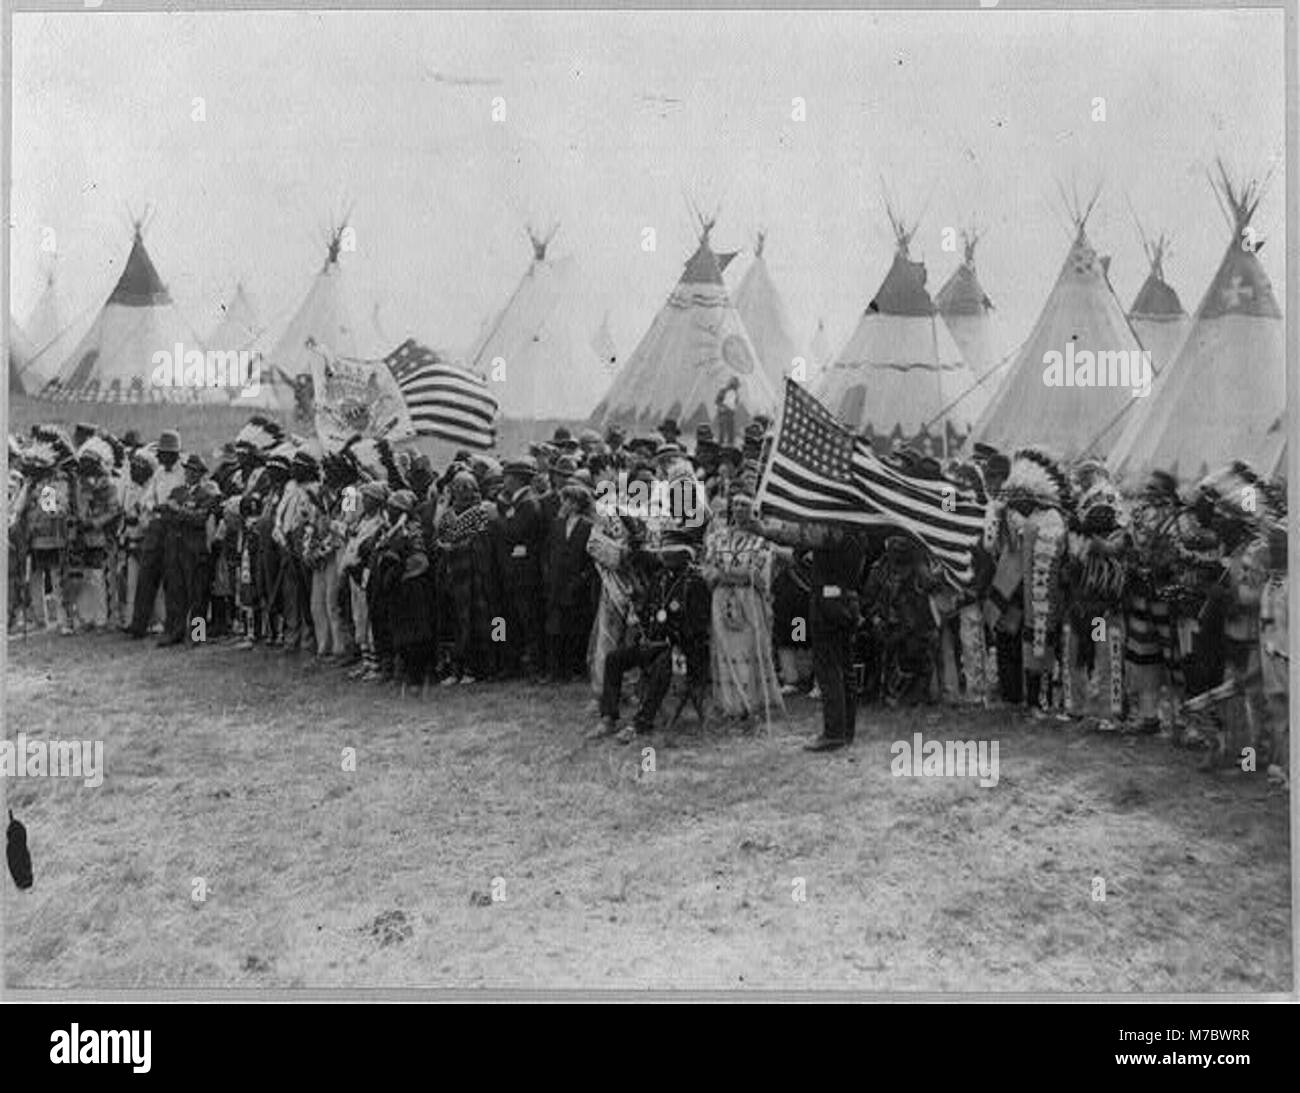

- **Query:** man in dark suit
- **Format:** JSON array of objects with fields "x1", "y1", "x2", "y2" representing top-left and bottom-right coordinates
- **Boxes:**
[
  {"x1": 544, "y1": 482, "x2": 596, "y2": 681},
  {"x1": 539, "y1": 454, "x2": 577, "y2": 528},
  {"x1": 494, "y1": 456, "x2": 547, "y2": 679},
  {"x1": 744, "y1": 511, "x2": 869, "y2": 752}
]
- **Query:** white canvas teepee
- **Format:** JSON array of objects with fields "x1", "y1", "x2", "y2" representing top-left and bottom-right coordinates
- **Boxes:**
[
  {"x1": 935, "y1": 230, "x2": 1004, "y2": 383},
  {"x1": 733, "y1": 232, "x2": 803, "y2": 387},
  {"x1": 252, "y1": 226, "x2": 364, "y2": 415},
  {"x1": 207, "y1": 282, "x2": 264, "y2": 353},
  {"x1": 591, "y1": 219, "x2": 776, "y2": 432},
  {"x1": 969, "y1": 193, "x2": 1145, "y2": 460},
  {"x1": 817, "y1": 204, "x2": 983, "y2": 457},
  {"x1": 809, "y1": 317, "x2": 833, "y2": 380},
  {"x1": 40, "y1": 220, "x2": 206, "y2": 404},
  {"x1": 1126, "y1": 227, "x2": 1191, "y2": 375},
  {"x1": 14, "y1": 268, "x2": 78, "y2": 389},
  {"x1": 1108, "y1": 163, "x2": 1285, "y2": 480},
  {"x1": 26, "y1": 269, "x2": 63, "y2": 354},
  {"x1": 469, "y1": 226, "x2": 615, "y2": 422},
  {"x1": 9, "y1": 315, "x2": 33, "y2": 395}
]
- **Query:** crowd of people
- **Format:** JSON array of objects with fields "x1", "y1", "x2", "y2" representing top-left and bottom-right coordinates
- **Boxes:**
[{"x1": 6, "y1": 413, "x2": 1289, "y2": 778}]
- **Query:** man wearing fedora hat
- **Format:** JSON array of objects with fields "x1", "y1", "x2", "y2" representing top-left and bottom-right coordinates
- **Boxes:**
[
  {"x1": 125, "y1": 430, "x2": 186, "y2": 640},
  {"x1": 543, "y1": 478, "x2": 597, "y2": 681},
  {"x1": 541, "y1": 454, "x2": 578, "y2": 527},
  {"x1": 743, "y1": 507, "x2": 870, "y2": 752},
  {"x1": 158, "y1": 453, "x2": 216, "y2": 647},
  {"x1": 495, "y1": 455, "x2": 546, "y2": 679}
]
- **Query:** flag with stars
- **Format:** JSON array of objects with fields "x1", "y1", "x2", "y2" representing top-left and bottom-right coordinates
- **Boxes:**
[
  {"x1": 384, "y1": 338, "x2": 498, "y2": 450},
  {"x1": 755, "y1": 379, "x2": 987, "y2": 586}
]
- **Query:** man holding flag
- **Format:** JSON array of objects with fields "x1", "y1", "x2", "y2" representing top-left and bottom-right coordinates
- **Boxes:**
[{"x1": 745, "y1": 380, "x2": 987, "y2": 753}]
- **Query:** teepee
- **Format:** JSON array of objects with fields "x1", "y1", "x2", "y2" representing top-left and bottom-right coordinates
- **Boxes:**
[
  {"x1": 469, "y1": 226, "x2": 615, "y2": 422},
  {"x1": 969, "y1": 191, "x2": 1145, "y2": 460},
  {"x1": 14, "y1": 268, "x2": 74, "y2": 389},
  {"x1": 254, "y1": 225, "x2": 365, "y2": 414},
  {"x1": 935, "y1": 229, "x2": 1003, "y2": 383},
  {"x1": 733, "y1": 231, "x2": 802, "y2": 387},
  {"x1": 40, "y1": 218, "x2": 205, "y2": 403},
  {"x1": 816, "y1": 202, "x2": 983, "y2": 457},
  {"x1": 809, "y1": 317, "x2": 832, "y2": 378},
  {"x1": 9, "y1": 315, "x2": 33, "y2": 395},
  {"x1": 591, "y1": 217, "x2": 776, "y2": 432},
  {"x1": 207, "y1": 282, "x2": 264, "y2": 354},
  {"x1": 1108, "y1": 163, "x2": 1284, "y2": 480},
  {"x1": 26, "y1": 268, "x2": 63, "y2": 354},
  {"x1": 1126, "y1": 225, "x2": 1191, "y2": 374}
]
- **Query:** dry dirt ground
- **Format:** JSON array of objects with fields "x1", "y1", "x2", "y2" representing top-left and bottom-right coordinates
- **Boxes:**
[{"x1": 4, "y1": 629, "x2": 1292, "y2": 992}]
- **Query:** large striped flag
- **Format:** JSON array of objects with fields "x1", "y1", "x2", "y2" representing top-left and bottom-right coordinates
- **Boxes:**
[
  {"x1": 755, "y1": 379, "x2": 987, "y2": 586},
  {"x1": 384, "y1": 338, "x2": 498, "y2": 450}
]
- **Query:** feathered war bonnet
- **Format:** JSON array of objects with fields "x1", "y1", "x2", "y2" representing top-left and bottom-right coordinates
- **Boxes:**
[
  {"x1": 1001, "y1": 448, "x2": 1073, "y2": 516},
  {"x1": 75, "y1": 434, "x2": 116, "y2": 472},
  {"x1": 235, "y1": 415, "x2": 285, "y2": 456}
]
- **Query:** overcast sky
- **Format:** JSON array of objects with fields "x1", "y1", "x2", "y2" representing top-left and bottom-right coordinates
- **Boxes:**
[{"x1": 11, "y1": 8, "x2": 1286, "y2": 362}]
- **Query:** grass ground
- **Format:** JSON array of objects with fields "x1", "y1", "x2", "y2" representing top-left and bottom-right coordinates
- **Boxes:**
[{"x1": 3, "y1": 629, "x2": 1292, "y2": 992}]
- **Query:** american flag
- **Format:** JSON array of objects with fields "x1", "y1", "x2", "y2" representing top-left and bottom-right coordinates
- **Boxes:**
[
  {"x1": 755, "y1": 379, "x2": 987, "y2": 586},
  {"x1": 384, "y1": 338, "x2": 498, "y2": 450}
]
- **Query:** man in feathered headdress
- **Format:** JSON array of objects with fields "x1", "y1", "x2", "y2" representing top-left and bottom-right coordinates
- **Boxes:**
[
  {"x1": 993, "y1": 448, "x2": 1074, "y2": 715},
  {"x1": 20, "y1": 425, "x2": 76, "y2": 633},
  {"x1": 66, "y1": 434, "x2": 123, "y2": 631},
  {"x1": 1060, "y1": 473, "x2": 1129, "y2": 728}
]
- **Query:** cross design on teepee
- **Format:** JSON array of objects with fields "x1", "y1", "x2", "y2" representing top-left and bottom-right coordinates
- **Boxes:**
[{"x1": 1221, "y1": 274, "x2": 1254, "y2": 310}]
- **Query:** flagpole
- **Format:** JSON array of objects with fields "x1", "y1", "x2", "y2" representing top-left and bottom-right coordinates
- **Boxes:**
[
  {"x1": 934, "y1": 315, "x2": 948, "y2": 462},
  {"x1": 754, "y1": 378, "x2": 791, "y2": 520}
]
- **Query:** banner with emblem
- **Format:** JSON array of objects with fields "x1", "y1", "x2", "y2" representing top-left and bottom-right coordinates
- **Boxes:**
[{"x1": 308, "y1": 341, "x2": 415, "y2": 449}]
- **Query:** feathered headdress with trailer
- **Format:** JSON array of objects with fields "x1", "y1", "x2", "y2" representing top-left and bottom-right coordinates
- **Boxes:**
[
  {"x1": 322, "y1": 443, "x2": 362, "y2": 489},
  {"x1": 30, "y1": 424, "x2": 75, "y2": 466},
  {"x1": 234, "y1": 414, "x2": 285, "y2": 453},
  {"x1": 75, "y1": 435, "x2": 116, "y2": 471},
  {"x1": 98, "y1": 429, "x2": 126, "y2": 469},
  {"x1": 1192, "y1": 460, "x2": 1273, "y2": 549},
  {"x1": 19, "y1": 428, "x2": 71, "y2": 474},
  {"x1": 373, "y1": 438, "x2": 409, "y2": 492},
  {"x1": 1001, "y1": 448, "x2": 1073, "y2": 514},
  {"x1": 1077, "y1": 478, "x2": 1128, "y2": 534}
]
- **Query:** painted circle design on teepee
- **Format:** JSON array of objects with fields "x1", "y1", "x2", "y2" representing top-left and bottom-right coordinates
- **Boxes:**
[{"x1": 720, "y1": 334, "x2": 755, "y2": 375}]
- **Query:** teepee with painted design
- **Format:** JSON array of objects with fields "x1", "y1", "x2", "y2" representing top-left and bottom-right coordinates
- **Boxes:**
[
  {"x1": 40, "y1": 216, "x2": 206, "y2": 404},
  {"x1": 591, "y1": 215, "x2": 776, "y2": 432},
  {"x1": 1109, "y1": 162, "x2": 1284, "y2": 480},
  {"x1": 969, "y1": 188, "x2": 1144, "y2": 460},
  {"x1": 817, "y1": 198, "x2": 983, "y2": 456}
]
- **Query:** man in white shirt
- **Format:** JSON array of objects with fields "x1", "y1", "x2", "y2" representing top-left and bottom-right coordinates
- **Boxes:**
[{"x1": 125, "y1": 430, "x2": 187, "y2": 639}]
